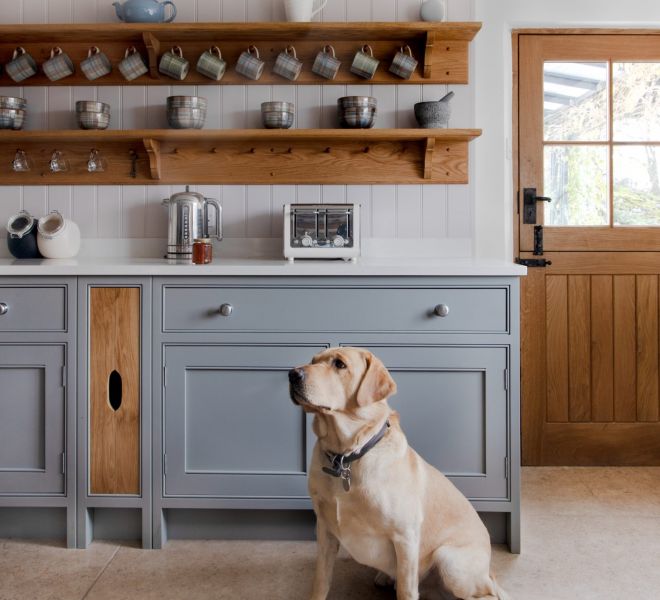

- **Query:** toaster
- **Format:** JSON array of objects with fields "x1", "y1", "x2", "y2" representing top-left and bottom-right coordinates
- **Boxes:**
[{"x1": 284, "y1": 204, "x2": 360, "y2": 261}]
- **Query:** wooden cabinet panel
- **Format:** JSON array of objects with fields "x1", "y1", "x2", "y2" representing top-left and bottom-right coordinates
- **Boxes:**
[{"x1": 89, "y1": 287, "x2": 140, "y2": 495}]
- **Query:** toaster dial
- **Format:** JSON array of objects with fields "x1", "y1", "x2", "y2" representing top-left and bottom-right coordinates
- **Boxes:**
[
  {"x1": 301, "y1": 234, "x2": 314, "y2": 248},
  {"x1": 332, "y1": 235, "x2": 345, "y2": 247}
]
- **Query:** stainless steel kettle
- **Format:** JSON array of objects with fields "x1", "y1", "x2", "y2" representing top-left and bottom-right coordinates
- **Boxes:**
[{"x1": 162, "y1": 186, "x2": 222, "y2": 260}]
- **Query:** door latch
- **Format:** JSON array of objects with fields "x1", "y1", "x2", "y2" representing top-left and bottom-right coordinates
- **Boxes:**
[{"x1": 523, "y1": 188, "x2": 552, "y2": 224}]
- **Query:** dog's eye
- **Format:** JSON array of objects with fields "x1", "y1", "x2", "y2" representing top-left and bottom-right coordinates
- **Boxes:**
[{"x1": 333, "y1": 358, "x2": 347, "y2": 370}]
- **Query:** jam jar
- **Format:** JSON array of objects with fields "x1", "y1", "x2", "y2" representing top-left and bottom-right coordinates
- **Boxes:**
[{"x1": 192, "y1": 238, "x2": 212, "y2": 264}]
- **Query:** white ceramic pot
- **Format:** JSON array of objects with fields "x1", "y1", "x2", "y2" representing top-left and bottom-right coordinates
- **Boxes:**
[{"x1": 37, "y1": 211, "x2": 81, "y2": 258}]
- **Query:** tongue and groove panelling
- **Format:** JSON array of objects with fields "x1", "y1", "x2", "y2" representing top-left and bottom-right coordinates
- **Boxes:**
[{"x1": 0, "y1": 0, "x2": 474, "y2": 246}]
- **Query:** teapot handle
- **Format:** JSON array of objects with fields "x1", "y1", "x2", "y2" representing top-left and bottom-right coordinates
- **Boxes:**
[{"x1": 162, "y1": 0, "x2": 177, "y2": 23}]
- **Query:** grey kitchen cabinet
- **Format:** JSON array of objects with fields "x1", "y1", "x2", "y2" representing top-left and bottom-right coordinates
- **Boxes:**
[
  {"x1": 0, "y1": 278, "x2": 77, "y2": 548},
  {"x1": 153, "y1": 276, "x2": 520, "y2": 553},
  {"x1": 163, "y1": 344, "x2": 324, "y2": 499},
  {"x1": 354, "y1": 345, "x2": 510, "y2": 501},
  {"x1": 0, "y1": 344, "x2": 66, "y2": 496}
]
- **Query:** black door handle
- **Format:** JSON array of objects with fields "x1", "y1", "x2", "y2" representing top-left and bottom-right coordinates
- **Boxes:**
[{"x1": 523, "y1": 188, "x2": 552, "y2": 224}]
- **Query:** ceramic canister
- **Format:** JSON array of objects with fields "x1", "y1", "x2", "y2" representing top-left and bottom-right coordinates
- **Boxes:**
[
  {"x1": 37, "y1": 211, "x2": 81, "y2": 259},
  {"x1": 6, "y1": 211, "x2": 42, "y2": 259}
]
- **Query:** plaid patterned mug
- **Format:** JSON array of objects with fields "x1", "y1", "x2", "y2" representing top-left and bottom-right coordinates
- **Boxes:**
[
  {"x1": 273, "y1": 46, "x2": 303, "y2": 81},
  {"x1": 196, "y1": 46, "x2": 226, "y2": 81},
  {"x1": 118, "y1": 46, "x2": 149, "y2": 81},
  {"x1": 42, "y1": 47, "x2": 75, "y2": 82},
  {"x1": 389, "y1": 45, "x2": 418, "y2": 80},
  {"x1": 159, "y1": 46, "x2": 189, "y2": 81},
  {"x1": 80, "y1": 46, "x2": 112, "y2": 81},
  {"x1": 312, "y1": 45, "x2": 341, "y2": 80},
  {"x1": 5, "y1": 47, "x2": 38, "y2": 83},
  {"x1": 236, "y1": 45, "x2": 264, "y2": 81},
  {"x1": 350, "y1": 45, "x2": 379, "y2": 80}
]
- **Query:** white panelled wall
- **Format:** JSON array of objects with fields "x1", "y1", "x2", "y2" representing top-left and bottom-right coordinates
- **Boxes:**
[{"x1": 0, "y1": 0, "x2": 476, "y2": 256}]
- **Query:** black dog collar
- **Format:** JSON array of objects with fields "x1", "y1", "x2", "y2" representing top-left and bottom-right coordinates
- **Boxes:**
[{"x1": 322, "y1": 420, "x2": 391, "y2": 492}]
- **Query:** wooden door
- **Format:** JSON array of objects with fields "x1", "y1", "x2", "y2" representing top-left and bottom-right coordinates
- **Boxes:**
[
  {"x1": 516, "y1": 32, "x2": 660, "y2": 465},
  {"x1": 89, "y1": 287, "x2": 141, "y2": 494}
]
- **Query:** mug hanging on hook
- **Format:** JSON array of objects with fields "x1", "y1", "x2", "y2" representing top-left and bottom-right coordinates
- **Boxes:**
[
  {"x1": 12, "y1": 149, "x2": 32, "y2": 172},
  {"x1": 87, "y1": 148, "x2": 106, "y2": 173},
  {"x1": 49, "y1": 150, "x2": 69, "y2": 173}
]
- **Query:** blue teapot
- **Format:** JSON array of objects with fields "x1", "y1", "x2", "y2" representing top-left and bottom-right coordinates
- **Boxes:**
[{"x1": 113, "y1": 0, "x2": 177, "y2": 23}]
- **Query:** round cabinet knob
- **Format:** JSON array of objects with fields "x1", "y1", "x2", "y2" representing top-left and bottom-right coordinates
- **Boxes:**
[
  {"x1": 0, "y1": 302, "x2": 7, "y2": 315},
  {"x1": 433, "y1": 304, "x2": 450, "y2": 317},
  {"x1": 332, "y1": 235, "x2": 345, "y2": 248},
  {"x1": 219, "y1": 303, "x2": 233, "y2": 317},
  {"x1": 301, "y1": 235, "x2": 313, "y2": 248}
]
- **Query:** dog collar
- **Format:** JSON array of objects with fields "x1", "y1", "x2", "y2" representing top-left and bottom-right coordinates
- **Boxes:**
[{"x1": 322, "y1": 420, "x2": 390, "y2": 492}]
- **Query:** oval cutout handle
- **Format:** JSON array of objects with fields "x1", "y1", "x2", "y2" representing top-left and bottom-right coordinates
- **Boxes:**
[{"x1": 108, "y1": 370, "x2": 122, "y2": 411}]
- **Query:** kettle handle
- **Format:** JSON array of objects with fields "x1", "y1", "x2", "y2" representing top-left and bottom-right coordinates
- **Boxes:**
[{"x1": 205, "y1": 198, "x2": 222, "y2": 242}]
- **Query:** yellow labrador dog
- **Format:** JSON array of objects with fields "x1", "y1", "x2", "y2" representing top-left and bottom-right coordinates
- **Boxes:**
[{"x1": 289, "y1": 347, "x2": 509, "y2": 600}]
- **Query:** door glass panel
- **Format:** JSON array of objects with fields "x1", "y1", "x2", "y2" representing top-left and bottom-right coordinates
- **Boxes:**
[
  {"x1": 544, "y1": 62, "x2": 608, "y2": 141},
  {"x1": 544, "y1": 145, "x2": 609, "y2": 226},
  {"x1": 614, "y1": 145, "x2": 660, "y2": 226},
  {"x1": 613, "y1": 62, "x2": 660, "y2": 142}
]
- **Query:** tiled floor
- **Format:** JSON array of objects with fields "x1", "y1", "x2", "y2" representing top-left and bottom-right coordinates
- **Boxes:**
[{"x1": 1, "y1": 468, "x2": 659, "y2": 600}]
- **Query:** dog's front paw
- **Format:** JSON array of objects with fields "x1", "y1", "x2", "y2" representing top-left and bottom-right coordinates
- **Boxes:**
[{"x1": 374, "y1": 571, "x2": 395, "y2": 588}]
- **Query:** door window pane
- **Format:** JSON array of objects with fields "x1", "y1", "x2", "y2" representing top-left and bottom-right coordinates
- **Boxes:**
[
  {"x1": 614, "y1": 145, "x2": 660, "y2": 226},
  {"x1": 544, "y1": 62, "x2": 608, "y2": 141},
  {"x1": 613, "y1": 62, "x2": 660, "y2": 142},
  {"x1": 544, "y1": 145, "x2": 609, "y2": 226}
]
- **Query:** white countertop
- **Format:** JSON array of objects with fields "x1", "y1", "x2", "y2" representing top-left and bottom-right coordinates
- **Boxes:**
[{"x1": 0, "y1": 257, "x2": 526, "y2": 277}]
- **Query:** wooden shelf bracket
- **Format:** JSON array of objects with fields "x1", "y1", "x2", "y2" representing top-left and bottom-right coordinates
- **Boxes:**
[
  {"x1": 142, "y1": 31, "x2": 161, "y2": 79},
  {"x1": 142, "y1": 138, "x2": 161, "y2": 180},
  {"x1": 423, "y1": 31, "x2": 435, "y2": 79},
  {"x1": 424, "y1": 137, "x2": 436, "y2": 180}
]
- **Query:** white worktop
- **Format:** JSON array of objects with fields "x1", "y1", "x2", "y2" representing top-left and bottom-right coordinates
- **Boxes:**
[{"x1": 0, "y1": 256, "x2": 526, "y2": 277}]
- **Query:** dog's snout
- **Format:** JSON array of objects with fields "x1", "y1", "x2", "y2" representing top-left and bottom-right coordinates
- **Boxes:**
[{"x1": 288, "y1": 368, "x2": 305, "y2": 385}]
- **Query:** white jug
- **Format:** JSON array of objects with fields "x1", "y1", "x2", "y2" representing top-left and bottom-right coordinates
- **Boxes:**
[{"x1": 284, "y1": 0, "x2": 327, "y2": 22}]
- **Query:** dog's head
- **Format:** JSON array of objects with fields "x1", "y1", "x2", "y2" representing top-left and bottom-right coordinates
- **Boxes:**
[{"x1": 288, "y1": 347, "x2": 397, "y2": 414}]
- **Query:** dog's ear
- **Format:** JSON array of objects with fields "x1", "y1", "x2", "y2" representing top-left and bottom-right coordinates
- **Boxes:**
[{"x1": 356, "y1": 354, "x2": 397, "y2": 407}]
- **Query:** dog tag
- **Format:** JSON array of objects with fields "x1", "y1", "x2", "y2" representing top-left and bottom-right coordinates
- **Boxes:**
[{"x1": 340, "y1": 468, "x2": 351, "y2": 492}]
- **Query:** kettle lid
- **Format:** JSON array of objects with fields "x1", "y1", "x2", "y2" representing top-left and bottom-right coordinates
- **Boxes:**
[{"x1": 167, "y1": 185, "x2": 205, "y2": 203}]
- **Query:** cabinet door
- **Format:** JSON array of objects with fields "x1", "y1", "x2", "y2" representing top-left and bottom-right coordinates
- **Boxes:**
[
  {"x1": 163, "y1": 344, "x2": 325, "y2": 498},
  {"x1": 0, "y1": 345, "x2": 66, "y2": 495},
  {"x1": 349, "y1": 345, "x2": 509, "y2": 500}
]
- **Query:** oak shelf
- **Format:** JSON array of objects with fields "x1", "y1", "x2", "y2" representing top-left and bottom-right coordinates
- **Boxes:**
[
  {"x1": 0, "y1": 21, "x2": 481, "y2": 86},
  {"x1": 0, "y1": 128, "x2": 482, "y2": 185}
]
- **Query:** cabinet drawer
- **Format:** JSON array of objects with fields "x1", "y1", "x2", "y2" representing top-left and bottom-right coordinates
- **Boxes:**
[
  {"x1": 162, "y1": 286, "x2": 508, "y2": 333},
  {"x1": 0, "y1": 286, "x2": 67, "y2": 332}
]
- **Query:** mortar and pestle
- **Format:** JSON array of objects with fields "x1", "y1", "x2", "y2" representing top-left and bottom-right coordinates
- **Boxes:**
[{"x1": 414, "y1": 91, "x2": 454, "y2": 128}]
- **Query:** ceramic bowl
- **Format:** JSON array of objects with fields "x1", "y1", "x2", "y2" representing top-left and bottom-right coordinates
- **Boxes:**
[
  {"x1": 167, "y1": 107, "x2": 207, "y2": 129},
  {"x1": 0, "y1": 108, "x2": 26, "y2": 130},
  {"x1": 261, "y1": 101, "x2": 294, "y2": 129},
  {"x1": 76, "y1": 111, "x2": 110, "y2": 130}
]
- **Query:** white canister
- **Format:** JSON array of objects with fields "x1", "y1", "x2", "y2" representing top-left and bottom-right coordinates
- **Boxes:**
[{"x1": 37, "y1": 211, "x2": 81, "y2": 258}]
